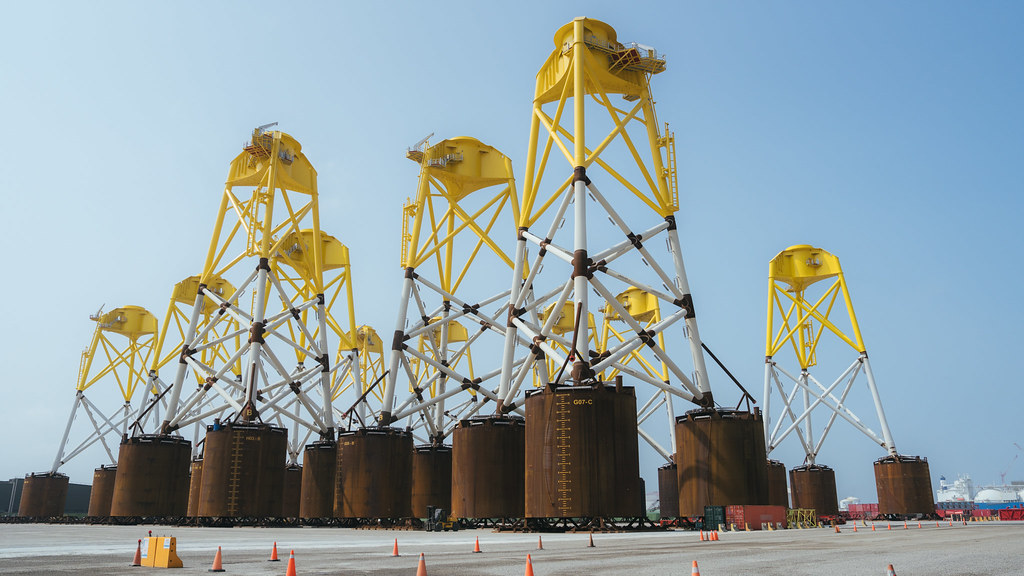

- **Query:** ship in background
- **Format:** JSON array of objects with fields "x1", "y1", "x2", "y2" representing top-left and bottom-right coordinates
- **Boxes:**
[
  {"x1": 839, "y1": 474, "x2": 1024, "y2": 520},
  {"x1": 935, "y1": 474, "x2": 1024, "y2": 511},
  {"x1": 936, "y1": 474, "x2": 974, "y2": 504}
]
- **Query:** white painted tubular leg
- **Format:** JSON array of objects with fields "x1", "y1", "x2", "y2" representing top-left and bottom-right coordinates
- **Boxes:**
[
  {"x1": 861, "y1": 354, "x2": 897, "y2": 454},
  {"x1": 666, "y1": 227, "x2": 712, "y2": 401},
  {"x1": 381, "y1": 274, "x2": 415, "y2": 423}
]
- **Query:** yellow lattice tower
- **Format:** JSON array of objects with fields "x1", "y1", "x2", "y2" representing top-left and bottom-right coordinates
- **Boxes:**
[
  {"x1": 333, "y1": 325, "x2": 386, "y2": 429},
  {"x1": 601, "y1": 288, "x2": 686, "y2": 460},
  {"x1": 763, "y1": 245, "x2": 897, "y2": 462},
  {"x1": 141, "y1": 242, "x2": 365, "y2": 462},
  {"x1": 51, "y1": 306, "x2": 157, "y2": 472},
  {"x1": 379, "y1": 136, "x2": 520, "y2": 438},
  {"x1": 535, "y1": 301, "x2": 596, "y2": 382},
  {"x1": 132, "y1": 275, "x2": 240, "y2": 441},
  {"x1": 160, "y1": 126, "x2": 349, "y2": 441},
  {"x1": 497, "y1": 18, "x2": 714, "y2": 426}
]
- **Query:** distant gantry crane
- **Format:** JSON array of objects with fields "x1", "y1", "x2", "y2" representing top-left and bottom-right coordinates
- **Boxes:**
[{"x1": 762, "y1": 245, "x2": 934, "y2": 516}]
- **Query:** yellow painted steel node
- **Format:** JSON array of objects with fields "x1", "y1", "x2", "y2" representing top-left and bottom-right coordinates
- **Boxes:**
[
  {"x1": 92, "y1": 306, "x2": 157, "y2": 339},
  {"x1": 540, "y1": 301, "x2": 597, "y2": 336},
  {"x1": 171, "y1": 275, "x2": 236, "y2": 316},
  {"x1": 424, "y1": 318, "x2": 470, "y2": 346},
  {"x1": 275, "y1": 229, "x2": 350, "y2": 275},
  {"x1": 354, "y1": 325, "x2": 383, "y2": 354},
  {"x1": 409, "y1": 137, "x2": 514, "y2": 202},
  {"x1": 226, "y1": 130, "x2": 316, "y2": 194},
  {"x1": 604, "y1": 287, "x2": 660, "y2": 323},
  {"x1": 537, "y1": 17, "x2": 665, "y2": 106},
  {"x1": 768, "y1": 245, "x2": 844, "y2": 293}
]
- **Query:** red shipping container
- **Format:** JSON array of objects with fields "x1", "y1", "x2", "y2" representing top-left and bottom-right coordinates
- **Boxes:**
[
  {"x1": 999, "y1": 509, "x2": 1024, "y2": 521},
  {"x1": 846, "y1": 503, "x2": 879, "y2": 520},
  {"x1": 725, "y1": 505, "x2": 787, "y2": 530}
]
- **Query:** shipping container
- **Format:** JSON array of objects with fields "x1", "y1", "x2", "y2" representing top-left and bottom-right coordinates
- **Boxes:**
[
  {"x1": 847, "y1": 503, "x2": 880, "y2": 520},
  {"x1": 703, "y1": 505, "x2": 726, "y2": 531},
  {"x1": 998, "y1": 508, "x2": 1024, "y2": 521},
  {"x1": 725, "y1": 504, "x2": 787, "y2": 530},
  {"x1": 935, "y1": 507, "x2": 997, "y2": 519},
  {"x1": 936, "y1": 508, "x2": 967, "y2": 520}
]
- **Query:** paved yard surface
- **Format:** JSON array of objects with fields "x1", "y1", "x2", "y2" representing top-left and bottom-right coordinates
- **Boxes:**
[{"x1": 0, "y1": 521, "x2": 1020, "y2": 575}]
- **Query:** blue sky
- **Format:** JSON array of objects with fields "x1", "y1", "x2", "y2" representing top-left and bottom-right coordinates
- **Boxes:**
[{"x1": 1, "y1": 1, "x2": 1021, "y2": 504}]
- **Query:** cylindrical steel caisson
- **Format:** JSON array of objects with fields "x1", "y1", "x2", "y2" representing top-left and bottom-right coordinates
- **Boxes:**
[
  {"x1": 300, "y1": 441, "x2": 336, "y2": 519},
  {"x1": 334, "y1": 427, "x2": 412, "y2": 519},
  {"x1": 412, "y1": 445, "x2": 452, "y2": 518},
  {"x1": 874, "y1": 454, "x2": 935, "y2": 516},
  {"x1": 282, "y1": 464, "x2": 301, "y2": 518},
  {"x1": 790, "y1": 464, "x2": 838, "y2": 515},
  {"x1": 658, "y1": 462, "x2": 678, "y2": 519},
  {"x1": 198, "y1": 422, "x2": 287, "y2": 518},
  {"x1": 110, "y1": 435, "x2": 191, "y2": 517},
  {"x1": 524, "y1": 385, "x2": 642, "y2": 518},
  {"x1": 675, "y1": 408, "x2": 769, "y2": 517},
  {"x1": 88, "y1": 465, "x2": 117, "y2": 517},
  {"x1": 18, "y1": 472, "x2": 69, "y2": 517},
  {"x1": 452, "y1": 416, "x2": 524, "y2": 519},
  {"x1": 766, "y1": 459, "x2": 788, "y2": 508},
  {"x1": 187, "y1": 458, "x2": 203, "y2": 517}
]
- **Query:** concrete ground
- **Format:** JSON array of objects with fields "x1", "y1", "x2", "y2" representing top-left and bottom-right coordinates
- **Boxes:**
[{"x1": 0, "y1": 521, "x2": 1020, "y2": 575}]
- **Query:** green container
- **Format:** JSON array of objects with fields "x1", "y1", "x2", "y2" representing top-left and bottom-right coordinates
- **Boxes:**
[{"x1": 704, "y1": 505, "x2": 726, "y2": 531}]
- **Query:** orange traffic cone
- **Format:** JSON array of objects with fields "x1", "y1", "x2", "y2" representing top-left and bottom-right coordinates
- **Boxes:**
[
  {"x1": 269, "y1": 541, "x2": 280, "y2": 562},
  {"x1": 473, "y1": 537, "x2": 482, "y2": 553},
  {"x1": 903, "y1": 521, "x2": 908, "y2": 530},
  {"x1": 537, "y1": 536, "x2": 543, "y2": 550},
  {"x1": 699, "y1": 530, "x2": 705, "y2": 541},
  {"x1": 285, "y1": 550, "x2": 297, "y2": 576},
  {"x1": 691, "y1": 560, "x2": 701, "y2": 575},
  {"x1": 834, "y1": 525, "x2": 841, "y2": 533},
  {"x1": 917, "y1": 521, "x2": 922, "y2": 529},
  {"x1": 887, "y1": 522, "x2": 892, "y2": 530},
  {"x1": 524, "y1": 554, "x2": 535, "y2": 576},
  {"x1": 588, "y1": 532, "x2": 595, "y2": 547},
  {"x1": 853, "y1": 523, "x2": 858, "y2": 532},
  {"x1": 391, "y1": 538, "x2": 400, "y2": 557},
  {"x1": 948, "y1": 520, "x2": 953, "y2": 527},
  {"x1": 712, "y1": 530, "x2": 719, "y2": 541},
  {"x1": 871, "y1": 523, "x2": 876, "y2": 531},
  {"x1": 417, "y1": 553, "x2": 428, "y2": 576},
  {"x1": 131, "y1": 539, "x2": 142, "y2": 566},
  {"x1": 209, "y1": 546, "x2": 225, "y2": 572},
  {"x1": 886, "y1": 564, "x2": 897, "y2": 575}
]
